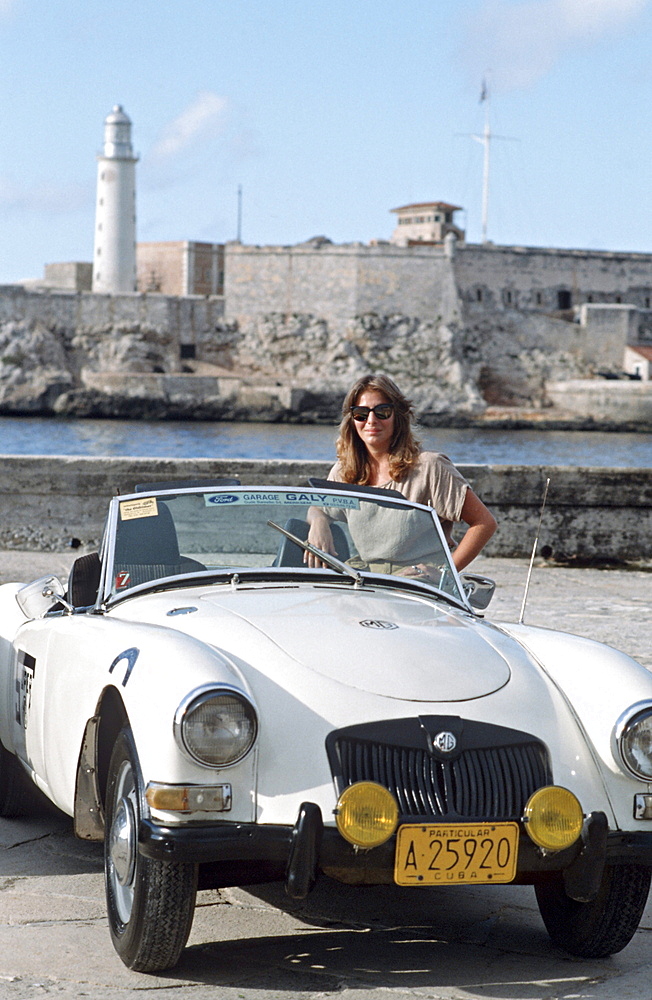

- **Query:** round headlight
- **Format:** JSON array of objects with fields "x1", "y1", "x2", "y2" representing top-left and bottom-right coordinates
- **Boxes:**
[
  {"x1": 523, "y1": 785, "x2": 583, "y2": 851},
  {"x1": 618, "y1": 707, "x2": 652, "y2": 779},
  {"x1": 176, "y1": 688, "x2": 258, "y2": 767},
  {"x1": 335, "y1": 781, "x2": 399, "y2": 848}
]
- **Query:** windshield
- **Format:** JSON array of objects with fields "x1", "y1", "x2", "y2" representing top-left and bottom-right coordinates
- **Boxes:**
[{"x1": 105, "y1": 487, "x2": 464, "y2": 603}]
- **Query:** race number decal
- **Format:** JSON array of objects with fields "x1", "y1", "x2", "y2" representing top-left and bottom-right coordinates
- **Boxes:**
[
  {"x1": 115, "y1": 571, "x2": 131, "y2": 589},
  {"x1": 14, "y1": 650, "x2": 36, "y2": 729}
]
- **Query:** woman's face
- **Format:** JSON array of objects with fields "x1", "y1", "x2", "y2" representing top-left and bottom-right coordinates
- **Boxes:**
[{"x1": 352, "y1": 389, "x2": 395, "y2": 454}]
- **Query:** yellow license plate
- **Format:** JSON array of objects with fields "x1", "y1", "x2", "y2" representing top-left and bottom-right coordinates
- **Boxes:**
[{"x1": 394, "y1": 821, "x2": 519, "y2": 886}]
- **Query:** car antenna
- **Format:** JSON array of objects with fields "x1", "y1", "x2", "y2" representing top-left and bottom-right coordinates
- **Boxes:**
[{"x1": 518, "y1": 477, "x2": 550, "y2": 625}]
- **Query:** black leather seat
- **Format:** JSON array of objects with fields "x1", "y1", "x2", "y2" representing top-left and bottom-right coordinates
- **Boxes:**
[
  {"x1": 68, "y1": 552, "x2": 102, "y2": 607},
  {"x1": 113, "y1": 502, "x2": 205, "y2": 588}
]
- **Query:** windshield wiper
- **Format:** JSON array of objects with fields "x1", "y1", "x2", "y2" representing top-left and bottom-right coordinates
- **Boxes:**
[{"x1": 267, "y1": 520, "x2": 364, "y2": 586}]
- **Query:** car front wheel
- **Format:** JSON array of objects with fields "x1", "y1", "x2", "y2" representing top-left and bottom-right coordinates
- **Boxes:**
[
  {"x1": 535, "y1": 863, "x2": 651, "y2": 958},
  {"x1": 104, "y1": 727, "x2": 198, "y2": 972}
]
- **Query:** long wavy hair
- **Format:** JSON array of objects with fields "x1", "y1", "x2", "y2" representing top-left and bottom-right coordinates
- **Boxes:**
[{"x1": 335, "y1": 374, "x2": 421, "y2": 484}]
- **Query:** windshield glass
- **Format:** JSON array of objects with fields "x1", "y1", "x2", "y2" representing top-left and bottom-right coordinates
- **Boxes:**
[{"x1": 107, "y1": 488, "x2": 463, "y2": 603}]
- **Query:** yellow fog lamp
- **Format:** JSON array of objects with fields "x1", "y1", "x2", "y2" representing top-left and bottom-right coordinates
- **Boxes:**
[
  {"x1": 334, "y1": 781, "x2": 399, "y2": 848},
  {"x1": 523, "y1": 786, "x2": 583, "y2": 851}
]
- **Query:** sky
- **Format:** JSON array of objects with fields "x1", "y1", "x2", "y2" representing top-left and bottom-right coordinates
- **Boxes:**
[{"x1": 1, "y1": 0, "x2": 651, "y2": 284}]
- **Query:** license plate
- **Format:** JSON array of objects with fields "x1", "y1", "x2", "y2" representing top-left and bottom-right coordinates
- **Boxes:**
[{"x1": 394, "y1": 821, "x2": 519, "y2": 886}]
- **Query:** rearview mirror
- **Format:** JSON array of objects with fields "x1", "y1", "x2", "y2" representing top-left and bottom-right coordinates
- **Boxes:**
[
  {"x1": 461, "y1": 573, "x2": 496, "y2": 610},
  {"x1": 16, "y1": 576, "x2": 67, "y2": 619}
]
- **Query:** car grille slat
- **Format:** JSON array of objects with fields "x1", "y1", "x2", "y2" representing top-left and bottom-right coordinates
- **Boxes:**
[{"x1": 334, "y1": 736, "x2": 551, "y2": 821}]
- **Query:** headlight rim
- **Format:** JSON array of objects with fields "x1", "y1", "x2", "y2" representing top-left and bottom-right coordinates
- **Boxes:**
[
  {"x1": 173, "y1": 683, "x2": 258, "y2": 769},
  {"x1": 614, "y1": 701, "x2": 652, "y2": 781}
]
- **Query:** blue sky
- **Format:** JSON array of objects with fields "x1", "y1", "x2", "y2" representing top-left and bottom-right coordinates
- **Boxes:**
[{"x1": 1, "y1": 0, "x2": 651, "y2": 283}]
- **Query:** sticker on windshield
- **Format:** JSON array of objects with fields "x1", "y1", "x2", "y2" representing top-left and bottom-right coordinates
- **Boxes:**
[
  {"x1": 120, "y1": 497, "x2": 159, "y2": 520},
  {"x1": 204, "y1": 492, "x2": 360, "y2": 510}
]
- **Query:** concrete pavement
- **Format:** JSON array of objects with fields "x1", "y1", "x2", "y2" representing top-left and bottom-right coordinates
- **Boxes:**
[{"x1": 0, "y1": 552, "x2": 651, "y2": 999}]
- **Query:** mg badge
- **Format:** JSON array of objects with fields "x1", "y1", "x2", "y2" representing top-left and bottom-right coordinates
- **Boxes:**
[
  {"x1": 359, "y1": 620, "x2": 398, "y2": 630},
  {"x1": 433, "y1": 731, "x2": 457, "y2": 753}
]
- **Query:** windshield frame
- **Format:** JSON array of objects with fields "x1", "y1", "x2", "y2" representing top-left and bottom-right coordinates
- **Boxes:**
[{"x1": 97, "y1": 484, "x2": 470, "y2": 611}]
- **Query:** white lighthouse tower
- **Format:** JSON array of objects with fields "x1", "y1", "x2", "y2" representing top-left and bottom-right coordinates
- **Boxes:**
[{"x1": 92, "y1": 105, "x2": 138, "y2": 293}]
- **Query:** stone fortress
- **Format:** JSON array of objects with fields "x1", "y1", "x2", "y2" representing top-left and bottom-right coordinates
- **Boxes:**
[{"x1": 2, "y1": 106, "x2": 652, "y2": 426}]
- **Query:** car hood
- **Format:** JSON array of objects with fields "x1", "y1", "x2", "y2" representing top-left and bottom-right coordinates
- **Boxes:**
[{"x1": 126, "y1": 583, "x2": 512, "y2": 702}]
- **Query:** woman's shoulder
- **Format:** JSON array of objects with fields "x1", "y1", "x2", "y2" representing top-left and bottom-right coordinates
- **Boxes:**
[
  {"x1": 411, "y1": 451, "x2": 468, "y2": 482},
  {"x1": 414, "y1": 450, "x2": 456, "y2": 469}
]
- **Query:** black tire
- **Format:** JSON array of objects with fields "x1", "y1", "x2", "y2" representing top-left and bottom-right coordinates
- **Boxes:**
[
  {"x1": 104, "y1": 727, "x2": 198, "y2": 972},
  {"x1": 0, "y1": 742, "x2": 29, "y2": 817},
  {"x1": 535, "y1": 864, "x2": 651, "y2": 958}
]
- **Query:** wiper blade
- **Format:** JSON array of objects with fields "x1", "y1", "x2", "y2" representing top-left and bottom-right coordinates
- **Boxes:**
[{"x1": 267, "y1": 520, "x2": 364, "y2": 586}]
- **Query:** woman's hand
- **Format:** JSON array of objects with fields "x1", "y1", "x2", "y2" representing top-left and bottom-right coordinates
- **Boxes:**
[{"x1": 304, "y1": 509, "x2": 337, "y2": 568}]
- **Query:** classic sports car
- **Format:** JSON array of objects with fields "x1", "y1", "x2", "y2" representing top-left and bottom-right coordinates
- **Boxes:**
[{"x1": 1, "y1": 480, "x2": 652, "y2": 972}]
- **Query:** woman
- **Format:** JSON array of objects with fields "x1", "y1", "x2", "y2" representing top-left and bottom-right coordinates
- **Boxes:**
[{"x1": 306, "y1": 373, "x2": 496, "y2": 571}]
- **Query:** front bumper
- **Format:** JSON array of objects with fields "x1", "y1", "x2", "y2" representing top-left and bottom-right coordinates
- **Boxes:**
[{"x1": 139, "y1": 805, "x2": 652, "y2": 900}]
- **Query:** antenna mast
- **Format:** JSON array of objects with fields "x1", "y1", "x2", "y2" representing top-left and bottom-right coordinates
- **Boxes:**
[
  {"x1": 473, "y1": 79, "x2": 491, "y2": 244},
  {"x1": 468, "y1": 77, "x2": 518, "y2": 245}
]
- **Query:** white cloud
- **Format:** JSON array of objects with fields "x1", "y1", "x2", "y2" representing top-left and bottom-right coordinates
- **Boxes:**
[
  {"x1": 150, "y1": 91, "x2": 229, "y2": 161},
  {"x1": 464, "y1": 0, "x2": 649, "y2": 89}
]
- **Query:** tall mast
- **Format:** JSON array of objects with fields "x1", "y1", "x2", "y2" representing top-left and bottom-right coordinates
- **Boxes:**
[
  {"x1": 473, "y1": 79, "x2": 491, "y2": 245},
  {"x1": 481, "y1": 91, "x2": 490, "y2": 244},
  {"x1": 470, "y1": 79, "x2": 517, "y2": 245}
]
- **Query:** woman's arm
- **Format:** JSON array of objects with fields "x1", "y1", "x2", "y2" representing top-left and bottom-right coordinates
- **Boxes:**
[
  {"x1": 304, "y1": 507, "x2": 337, "y2": 567},
  {"x1": 451, "y1": 489, "x2": 497, "y2": 571}
]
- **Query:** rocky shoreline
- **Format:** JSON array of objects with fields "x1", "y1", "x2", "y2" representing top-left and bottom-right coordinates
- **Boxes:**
[
  {"x1": 2, "y1": 287, "x2": 651, "y2": 430},
  {"x1": 2, "y1": 388, "x2": 648, "y2": 433}
]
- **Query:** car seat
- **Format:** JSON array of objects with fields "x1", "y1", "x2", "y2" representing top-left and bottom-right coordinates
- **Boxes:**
[{"x1": 113, "y1": 501, "x2": 205, "y2": 588}]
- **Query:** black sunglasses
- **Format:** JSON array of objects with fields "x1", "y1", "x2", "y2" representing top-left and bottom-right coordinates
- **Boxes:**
[{"x1": 350, "y1": 404, "x2": 394, "y2": 422}]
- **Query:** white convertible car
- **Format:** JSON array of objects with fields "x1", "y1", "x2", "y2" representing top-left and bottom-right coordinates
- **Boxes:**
[{"x1": 1, "y1": 480, "x2": 652, "y2": 972}]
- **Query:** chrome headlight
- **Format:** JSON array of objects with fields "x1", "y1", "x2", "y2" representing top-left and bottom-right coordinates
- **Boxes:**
[
  {"x1": 615, "y1": 703, "x2": 652, "y2": 780},
  {"x1": 174, "y1": 686, "x2": 258, "y2": 768}
]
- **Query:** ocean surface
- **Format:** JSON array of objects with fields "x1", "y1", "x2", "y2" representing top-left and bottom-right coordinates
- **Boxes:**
[{"x1": 0, "y1": 415, "x2": 650, "y2": 466}]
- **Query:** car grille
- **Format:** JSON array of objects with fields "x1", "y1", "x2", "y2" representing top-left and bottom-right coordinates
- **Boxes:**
[{"x1": 334, "y1": 736, "x2": 551, "y2": 821}]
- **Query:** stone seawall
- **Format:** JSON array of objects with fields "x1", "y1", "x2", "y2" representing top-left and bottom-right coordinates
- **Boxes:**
[{"x1": 0, "y1": 456, "x2": 649, "y2": 563}]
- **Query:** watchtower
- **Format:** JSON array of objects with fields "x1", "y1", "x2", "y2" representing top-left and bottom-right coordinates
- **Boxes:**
[{"x1": 390, "y1": 202, "x2": 465, "y2": 247}]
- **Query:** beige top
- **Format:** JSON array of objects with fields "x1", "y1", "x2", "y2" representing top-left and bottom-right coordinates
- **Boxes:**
[{"x1": 327, "y1": 451, "x2": 469, "y2": 546}]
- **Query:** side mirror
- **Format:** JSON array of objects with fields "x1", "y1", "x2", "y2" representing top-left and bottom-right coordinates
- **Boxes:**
[
  {"x1": 16, "y1": 576, "x2": 71, "y2": 619},
  {"x1": 461, "y1": 573, "x2": 496, "y2": 610}
]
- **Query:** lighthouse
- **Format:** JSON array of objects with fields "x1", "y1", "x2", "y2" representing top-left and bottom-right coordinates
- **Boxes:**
[{"x1": 92, "y1": 105, "x2": 138, "y2": 293}]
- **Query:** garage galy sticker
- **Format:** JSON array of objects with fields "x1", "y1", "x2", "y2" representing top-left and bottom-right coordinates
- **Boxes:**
[{"x1": 204, "y1": 492, "x2": 360, "y2": 509}]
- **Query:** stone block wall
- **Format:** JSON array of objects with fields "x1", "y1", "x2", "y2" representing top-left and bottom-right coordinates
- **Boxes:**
[
  {"x1": 0, "y1": 456, "x2": 649, "y2": 564},
  {"x1": 454, "y1": 244, "x2": 652, "y2": 313}
]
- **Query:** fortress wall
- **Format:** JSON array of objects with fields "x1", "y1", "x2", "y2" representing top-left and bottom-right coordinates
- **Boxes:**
[
  {"x1": 225, "y1": 244, "x2": 462, "y2": 328},
  {"x1": 224, "y1": 245, "x2": 359, "y2": 324},
  {"x1": 454, "y1": 245, "x2": 652, "y2": 311},
  {"x1": 579, "y1": 304, "x2": 640, "y2": 367},
  {"x1": 354, "y1": 245, "x2": 460, "y2": 321},
  {"x1": 0, "y1": 455, "x2": 649, "y2": 563},
  {"x1": 0, "y1": 286, "x2": 224, "y2": 336}
]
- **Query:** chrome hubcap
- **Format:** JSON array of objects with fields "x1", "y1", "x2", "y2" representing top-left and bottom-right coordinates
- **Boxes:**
[
  {"x1": 110, "y1": 798, "x2": 136, "y2": 886},
  {"x1": 108, "y1": 759, "x2": 138, "y2": 925}
]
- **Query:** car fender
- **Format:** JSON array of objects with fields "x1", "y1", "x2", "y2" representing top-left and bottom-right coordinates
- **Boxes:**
[
  {"x1": 9, "y1": 613, "x2": 258, "y2": 822},
  {"x1": 497, "y1": 621, "x2": 652, "y2": 829}
]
